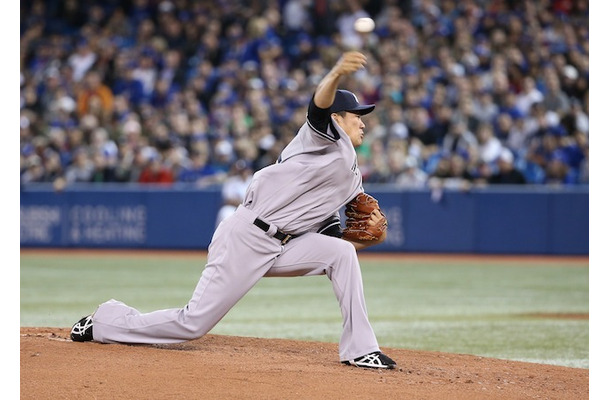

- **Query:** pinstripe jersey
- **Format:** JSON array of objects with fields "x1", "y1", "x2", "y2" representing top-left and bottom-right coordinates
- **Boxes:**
[{"x1": 243, "y1": 99, "x2": 363, "y2": 235}]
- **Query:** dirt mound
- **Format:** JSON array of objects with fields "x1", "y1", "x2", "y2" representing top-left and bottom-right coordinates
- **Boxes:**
[{"x1": 20, "y1": 327, "x2": 588, "y2": 400}]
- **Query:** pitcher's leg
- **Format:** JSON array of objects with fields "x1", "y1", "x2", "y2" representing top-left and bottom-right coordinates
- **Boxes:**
[
  {"x1": 93, "y1": 299, "x2": 185, "y2": 344},
  {"x1": 268, "y1": 234, "x2": 379, "y2": 361},
  {"x1": 92, "y1": 214, "x2": 280, "y2": 344},
  {"x1": 93, "y1": 263, "x2": 250, "y2": 343}
]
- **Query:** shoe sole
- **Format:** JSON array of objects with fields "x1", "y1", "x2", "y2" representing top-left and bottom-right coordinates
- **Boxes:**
[{"x1": 342, "y1": 360, "x2": 396, "y2": 369}]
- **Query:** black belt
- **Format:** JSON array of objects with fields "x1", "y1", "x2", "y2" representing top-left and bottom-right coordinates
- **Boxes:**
[{"x1": 253, "y1": 218, "x2": 297, "y2": 245}]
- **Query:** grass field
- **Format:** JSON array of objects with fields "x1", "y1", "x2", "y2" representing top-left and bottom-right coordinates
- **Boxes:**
[{"x1": 20, "y1": 250, "x2": 589, "y2": 368}]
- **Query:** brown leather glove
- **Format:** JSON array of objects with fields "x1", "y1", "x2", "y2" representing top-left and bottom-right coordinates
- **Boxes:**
[{"x1": 342, "y1": 193, "x2": 388, "y2": 241}]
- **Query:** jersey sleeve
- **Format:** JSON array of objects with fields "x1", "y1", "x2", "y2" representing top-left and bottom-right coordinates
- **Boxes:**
[{"x1": 306, "y1": 95, "x2": 340, "y2": 142}]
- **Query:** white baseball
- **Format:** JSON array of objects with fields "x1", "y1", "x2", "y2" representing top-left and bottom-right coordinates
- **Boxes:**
[{"x1": 354, "y1": 17, "x2": 375, "y2": 33}]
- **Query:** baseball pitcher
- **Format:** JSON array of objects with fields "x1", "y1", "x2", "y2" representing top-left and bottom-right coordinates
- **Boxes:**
[{"x1": 71, "y1": 51, "x2": 396, "y2": 369}]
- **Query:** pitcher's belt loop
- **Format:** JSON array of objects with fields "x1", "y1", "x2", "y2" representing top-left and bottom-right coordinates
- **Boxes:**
[{"x1": 253, "y1": 218, "x2": 296, "y2": 245}]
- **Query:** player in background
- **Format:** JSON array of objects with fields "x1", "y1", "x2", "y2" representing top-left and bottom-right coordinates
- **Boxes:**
[
  {"x1": 215, "y1": 159, "x2": 254, "y2": 227},
  {"x1": 71, "y1": 51, "x2": 396, "y2": 369}
]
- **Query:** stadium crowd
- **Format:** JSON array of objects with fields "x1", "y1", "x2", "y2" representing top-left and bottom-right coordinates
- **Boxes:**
[{"x1": 20, "y1": 0, "x2": 589, "y2": 190}]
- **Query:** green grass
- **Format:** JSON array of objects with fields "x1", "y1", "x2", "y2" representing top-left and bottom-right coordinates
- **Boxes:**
[{"x1": 20, "y1": 252, "x2": 588, "y2": 368}]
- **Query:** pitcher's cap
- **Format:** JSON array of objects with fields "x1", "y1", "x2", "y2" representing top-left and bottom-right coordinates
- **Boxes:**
[{"x1": 330, "y1": 90, "x2": 375, "y2": 115}]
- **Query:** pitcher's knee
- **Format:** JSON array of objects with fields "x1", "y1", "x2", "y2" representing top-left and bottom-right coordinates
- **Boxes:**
[
  {"x1": 183, "y1": 325, "x2": 208, "y2": 340},
  {"x1": 179, "y1": 310, "x2": 213, "y2": 339},
  {"x1": 333, "y1": 238, "x2": 359, "y2": 263},
  {"x1": 337, "y1": 237, "x2": 358, "y2": 254}
]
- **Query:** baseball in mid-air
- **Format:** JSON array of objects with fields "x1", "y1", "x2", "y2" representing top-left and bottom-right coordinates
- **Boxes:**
[{"x1": 354, "y1": 17, "x2": 375, "y2": 33}]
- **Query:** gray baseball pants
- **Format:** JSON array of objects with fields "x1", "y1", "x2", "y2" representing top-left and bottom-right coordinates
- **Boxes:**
[{"x1": 91, "y1": 205, "x2": 380, "y2": 361}]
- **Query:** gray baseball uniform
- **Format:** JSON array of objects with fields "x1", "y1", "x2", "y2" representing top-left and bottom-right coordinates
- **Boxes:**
[{"x1": 91, "y1": 96, "x2": 381, "y2": 362}]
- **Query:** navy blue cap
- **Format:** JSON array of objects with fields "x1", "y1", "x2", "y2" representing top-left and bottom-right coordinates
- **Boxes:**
[{"x1": 330, "y1": 90, "x2": 375, "y2": 115}]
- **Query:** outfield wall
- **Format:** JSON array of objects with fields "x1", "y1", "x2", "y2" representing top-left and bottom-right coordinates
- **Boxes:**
[{"x1": 20, "y1": 184, "x2": 588, "y2": 255}]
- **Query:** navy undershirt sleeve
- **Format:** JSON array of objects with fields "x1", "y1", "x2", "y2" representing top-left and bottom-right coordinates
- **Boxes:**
[
  {"x1": 317, "y1": 214, "x2": 343, "y2": 238},
  {"x1": 307, "y1": 96, "x2": 331, "y2": 134}
]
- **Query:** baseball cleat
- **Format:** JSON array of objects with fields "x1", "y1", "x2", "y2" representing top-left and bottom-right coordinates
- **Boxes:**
[
  {"x1": 70, "y1": 315, "x2": 94, "y2": 342},
  {"x1": 342, "y1": 351, "x2": 396, "y2": 369}
]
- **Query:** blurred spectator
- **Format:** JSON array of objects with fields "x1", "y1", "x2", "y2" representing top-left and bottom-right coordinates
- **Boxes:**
[
  {"x1": 112, "y1": 139, "x2": 135, "y2": 183},
  {"x1": 364, "y1": 138, "x2": 391, "y2": 183},
  {"x1": 493, "y1": 112, "x2": 514, "y2": 145},
  {"x1": 138, "y1": 153, "x2": 174, "y2": 185},
  {"x1": 561, "y1": 99, "x2": 589, "y2": 136},
  {"x1": 64, "y1": 147, "x2": 94, "y2": 183},
  {"x1": 209, "y1": 140, "x2": 235, "y2": 176},
  {"x1": 177, "y1": 148, "x2": 219, "y2": 186},
  {"x1": 527, "y1": 133, "x2": 563, "y2": 172},
  {"x1": 488, "y1": 149, "x2": 526, "y2": 185},
  {"x1": 515, "y1": 76, "x2": 544, "y2": 116},
  {"x1": 504, "y1": 115, "x2": 531, "y2": 154},
  {"x1": 395, "y1": 156, "x2": 428, "y2": 189},
  {"x1": 386, "y1": 104, "x2": 409, "y2": 140},
  {"x1": 408, "y1": 106, "x2": 439, "y2": 157},
  {"x1": 473, "y1": 91, "x2": 499, "y2": 124},
  {"x1": 476, "y1": 122, "x2": 503, "y2": 164},
  {"x1": 443, "y1": 153, "x2": 475, "y2": 191},
  {"x1": 76, "y1": 70, "x2": 114, "y2": 122},
  {"x1": 68, "y1": 39, "x2": 97, "y2": 82},
  {"x1": 543, "y1": 154, "x2": 578, "y2": 186},
  {"x1": 427, "y1": 103, "x2": 452, "y2": 146},
  {"x1": 541, "y1": 69, "x2": 571, "y2": 117},
  {"x1": 40, "y1": 150, "x2": 64, "y2": 183},
  {"x1": 111, "y1": 64, "x2": 147, "y2": 106},
  {"x1": 428, "y1": 156, "x2": 451, "y2": 181},
  {"x1": 132, "y1": 49, "x2": 158, "y2": 101},
  {"x1": 441, "y1": 119, "x2": 478, "y2": 159},
  {"x1": 21, "y1": 155, "x2": 44, "y2": 184},
  {"x1": 454, "y1": 96, "x2": 480, "y2": 134},
  {"x1": 90, "y1": 153, "x2": 116, "y2": 183}
]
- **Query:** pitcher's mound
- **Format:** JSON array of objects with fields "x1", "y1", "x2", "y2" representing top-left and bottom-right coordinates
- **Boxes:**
[{"x1": 21, "y1": 327, "x2": 588, "y2": 400}]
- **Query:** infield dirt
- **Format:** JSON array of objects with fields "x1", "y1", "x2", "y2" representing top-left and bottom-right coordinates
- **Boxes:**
[{"x1": 21, "y1": 327, "x2": 588, "y2": 400}]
